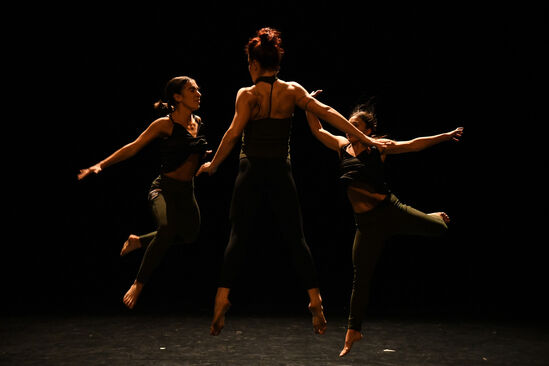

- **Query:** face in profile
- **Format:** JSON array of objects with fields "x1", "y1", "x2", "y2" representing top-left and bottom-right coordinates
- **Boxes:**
[
  {"x1": 176, "y1": 79, "x2": 201, "y2": 111},
  {"x1": 346, "y1": 115, "x2": 371, "y2": 142}
]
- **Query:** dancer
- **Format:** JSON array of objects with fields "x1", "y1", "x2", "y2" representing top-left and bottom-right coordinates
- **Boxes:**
[
  {"x1": 78, "y1": 76, "x2": 209, "y2": 309},
  {"x1": 196, "y1": 27, "x2": 386, "y2": 336},
  {"x1": 305, "y1": 91, "x2": 463, "y2": 356}
]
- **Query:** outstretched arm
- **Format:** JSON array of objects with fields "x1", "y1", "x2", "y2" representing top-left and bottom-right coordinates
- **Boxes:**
[
  {"x1": 383, "y1": 127, "x2": 464, "y2": 155},
  {"x1": 305, "y1": 90, "x2": 349, "y2": 152},
  {"x1": 293, "y1": 83, "x2": 386, "y2": 151},
  {"x1": 77, "y1": 118, "x2": 167, "y2": 180},
  {"x1": 196, "y1": 88, "x2": 253, "y2": 176}
]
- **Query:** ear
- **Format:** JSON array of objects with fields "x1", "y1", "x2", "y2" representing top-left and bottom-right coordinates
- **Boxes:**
[
  {"x1": 172, "y1": 92, "x2": 183, "y2": 103},
  {"x1": 251, "y1": 60, "x2": 260, "y2": 71}
]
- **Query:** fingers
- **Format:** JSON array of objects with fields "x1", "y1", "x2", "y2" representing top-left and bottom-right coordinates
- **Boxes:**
[
  {"x1": 77, "y1": 169, "x2": 88, "y2": 180},
  {"x1": 310, "y1": 89, "x2": 323, "y2": 97}
]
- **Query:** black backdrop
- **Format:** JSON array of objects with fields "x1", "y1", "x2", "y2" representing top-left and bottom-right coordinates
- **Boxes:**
[{"x1": 8, "y1": 3, "x2": 547, "y2": 320}]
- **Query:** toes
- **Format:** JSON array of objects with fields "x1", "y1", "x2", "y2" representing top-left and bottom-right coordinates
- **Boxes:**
[{"x1": 339, "y1": 346, "x2": 351, "y2": 357}]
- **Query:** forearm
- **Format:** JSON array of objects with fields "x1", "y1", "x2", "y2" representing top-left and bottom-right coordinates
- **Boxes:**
[
  {"x1": 408, "y1": 133, "x2": 451, "y2": 152},
  {"x1": 210, "y1": 130, "x2": 240, "y2": 171},
  {"x1": 315, "y1": 105, "x2": 376, "y2": 146},
  {"x1": 305, "y1": 111, "x2": 324, "y2": 139},
  {"x1": 98, "y1": 144, "x2": 137, "y2": 169}
]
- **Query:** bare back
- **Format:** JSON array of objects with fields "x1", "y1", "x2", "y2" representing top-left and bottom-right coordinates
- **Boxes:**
[{"x1": 247, "y1": 79, "x2": 303, "y2": 120}]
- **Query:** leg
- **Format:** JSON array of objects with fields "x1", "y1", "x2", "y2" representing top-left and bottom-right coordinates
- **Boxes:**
[
  {"x1": 211, "y1": 159, "x2": 260, "y2": 335},
  {"x1": 390, "y1": 195, "x2": 449, "y2": 237},
  {"x1": 341, "y1": 214, "x2": 387, "y2": 356},
  {"x1": 269, "y1": 162, "x2": 325, "y2": 334},
  {"x1": 124, "y1": 186, "x2": 176, "y2": 309}
]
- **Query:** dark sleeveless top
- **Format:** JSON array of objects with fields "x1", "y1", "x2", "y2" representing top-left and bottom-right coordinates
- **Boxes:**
[
  {"x1": 240, "y1": 76, "x2": 292, "y2": 159},
  {"x1": 339, "y1": 143, "x2": 390, "y2": 194},
  {"x1": 159, "y1": 114, "x2": 208, "y2": 173}
]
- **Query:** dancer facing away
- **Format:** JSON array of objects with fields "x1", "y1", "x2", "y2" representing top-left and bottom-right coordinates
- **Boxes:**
[
  {"x1": 78, "y1": 76, "x2": 209, "y2": 309},
  {"x1": 305, "y1": 91, "x2": 463, "y2": 357},
  {"x1": 196, "y1": 27, "x2": 386, "y2": 336}
]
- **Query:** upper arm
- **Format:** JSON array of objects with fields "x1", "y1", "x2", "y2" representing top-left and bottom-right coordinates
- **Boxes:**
[
  {"x1": 225, "y1": 88, "x2": 254, "y2": 139},
  {"x1": 305, "y1": 109, "x2": 348, "y2": 152},
  {"x1": 291, "y1": 82, "x2": 317, "y2": 111},
  {"x1": 130, "y1": 118, "x2": 169, "y2": 150}
]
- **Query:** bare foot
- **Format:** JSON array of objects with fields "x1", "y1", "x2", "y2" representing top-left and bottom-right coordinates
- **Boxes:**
[
  {"x1": 210, "y1": 298, "x2": 231, "y2": 336},
  {"x1": 430, "y1": 212, "x2": 450, "y2": 223},
  {"x1": 120, "y1": 234, "x2": 141, "y2": 256},
  {"x1": 123, "y1": 281, "x2": 143, "y2": 309},
  {"x1": 308, "y1": 302, "x2": 327, "y2": 335},
  {"x1": 339, "y1": 329, "x2": 363, "y2": 357}
]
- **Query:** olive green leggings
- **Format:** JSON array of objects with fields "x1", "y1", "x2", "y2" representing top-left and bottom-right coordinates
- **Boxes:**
[
  {"x1": 135, "y1": 175, "x2": 200, "y2": 284},
  {"x1": 348, "y1": 193, "x2": 448, "y2": 331}
]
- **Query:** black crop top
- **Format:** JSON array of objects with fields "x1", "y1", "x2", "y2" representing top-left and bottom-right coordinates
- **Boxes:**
[
  {"x1": 240, "y1": 75, "x2": 292, "y2": 159},
  {"x1": 339, "y1": 144, "x2": 390, "y2": 194},
  {"x1": 159, "y1": 115, "x2": 208, "y2": 173}
]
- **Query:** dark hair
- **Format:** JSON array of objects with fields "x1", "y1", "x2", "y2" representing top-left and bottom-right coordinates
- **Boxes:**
[
  {"x1": 350, "y1": 97, "x2": 381, "y2": 137},
  {"x1": 154, "y1": 76, "x2": 194, "y2": 113},
  {"x1": 245, "y1": 27, "x2": 284, "y2": 71}
]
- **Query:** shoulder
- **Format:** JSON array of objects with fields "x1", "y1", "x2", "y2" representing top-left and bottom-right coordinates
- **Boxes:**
[
  {"x1": 283, "y1": 80, "x2": 307, "y2": 93},
  {"x1": 147, "y1": 116, "x2": 172, "y2": 135},
  {"x1": 236, "y1": 86, "x2": 258, "y2": 106}
]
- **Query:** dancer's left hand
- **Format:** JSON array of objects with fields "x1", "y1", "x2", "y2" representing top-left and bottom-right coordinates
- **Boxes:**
[{"x1": 196, "y1": 162, "x2": 215, "y2": 176}]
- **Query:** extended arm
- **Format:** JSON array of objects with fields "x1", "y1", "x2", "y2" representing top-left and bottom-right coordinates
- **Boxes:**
[
  {"x1": 77, "y1": 119, "x2": 167, "y2": 180},
  {"x1": 383, "y1": 127, "x2": 464, "y2": 155},
  {"x1": 196, "y1": 88, "x2": 253, "y2": 176},
  {"x1": 293, "y1": 83, "x2": 385, "y2": 150},
  {"x1": 305, "y1": 90, "x2": 349, "y2": 152}
]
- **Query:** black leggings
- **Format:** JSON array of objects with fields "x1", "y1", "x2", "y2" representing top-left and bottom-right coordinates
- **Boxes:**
[
  {"x1": 135, "y1": 175, "x2": 200, "y2": 284},
  {"x1": 219, "y1": 157, "x2": 319, "y2": 290},
  {"x1": 348, "y1": 193, "x2": 448, "y2": 331}
]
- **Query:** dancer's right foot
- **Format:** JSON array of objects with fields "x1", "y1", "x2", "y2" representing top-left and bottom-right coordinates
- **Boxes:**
[
  {"x1": 120, "y1": 234, "x2": 141, "y2": 256},
  {"x1": 308, "y1": 302, "x2": 327, "y2": 335},
  {"x1": 339, "y1": 329, "x2": 363, "y2": 357},
  {"x1": 123, "y1": 281, "x2": 143, "y2": 309},
  {"x1": 430, "y1": 212, "x2": 450, "y2": 224},
  {"x1": 210, "y1": 297, "x2": 231, "y2": 336}
]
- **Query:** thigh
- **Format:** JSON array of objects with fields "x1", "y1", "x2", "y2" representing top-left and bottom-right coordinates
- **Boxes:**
[
  {"x1": 173, "y1": 189, "x2": 201, "y2": 242},
  {"x1": 229, "y1": 159, "x2": 265, "y2": 222},
  {"x1": 267, "y1": 163, "x2": 304, "y2": 237},
  {"x1": 148, "y1": 187, "x2": 169, "y2": 228}
]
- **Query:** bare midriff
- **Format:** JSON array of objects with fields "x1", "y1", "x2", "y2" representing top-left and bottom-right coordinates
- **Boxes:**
[
  {"x1": 163, "y1": 153, "x2": 201, "y2": 182},
  {"x1": 346, "y1": 182, "x2": 388, "y2": 214}
]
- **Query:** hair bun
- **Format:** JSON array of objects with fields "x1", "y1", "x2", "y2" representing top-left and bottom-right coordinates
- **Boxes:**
[{"x1": 258, "y1": 27, "x2": 280, "y2": 46}]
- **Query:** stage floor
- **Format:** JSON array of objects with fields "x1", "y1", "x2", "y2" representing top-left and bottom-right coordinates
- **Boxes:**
[{"x1": 2, "y1": 312, "x2": 548, "y2": 365}]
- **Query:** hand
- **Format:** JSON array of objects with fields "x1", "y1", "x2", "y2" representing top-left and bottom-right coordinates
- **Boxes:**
[
  {"x1": 310, "y1": 89, "x2": 323, "y2": 98},
  {"x1": 372, "y1": 138, "x2": 390, "y2": 153},
  {"x1": 196, "y1": 161, "x2": 216, "y2": 176},
  {"x1": 77, "y1": 164, "x2": 101, "y2": 180},
  {"x1": 446, "y1": 127, "x2": 464, "y2": 142}
]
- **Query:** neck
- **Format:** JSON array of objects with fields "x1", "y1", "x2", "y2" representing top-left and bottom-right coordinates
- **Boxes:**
[
  {"x1": 171, "y1": 108, "x2": 193, "y2": 125},
  {"x1": 254, "y1": 71, "x2": 278, "y2": 84},
  {"x1": 350, "y1": 140, "x2": 369, "y2": 154}
]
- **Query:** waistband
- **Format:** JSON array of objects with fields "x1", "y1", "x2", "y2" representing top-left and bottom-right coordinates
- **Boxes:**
[{"x1": 151, "y1": 174, "x2": 194, "y2": 191}]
